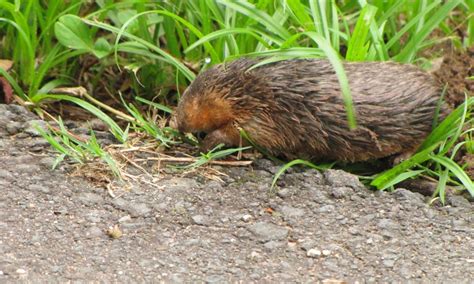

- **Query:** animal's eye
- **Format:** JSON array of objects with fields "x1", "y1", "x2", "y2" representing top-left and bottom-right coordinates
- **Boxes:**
[{"x1": 196, "y1": 132, "x2": 207, "y2": 141}]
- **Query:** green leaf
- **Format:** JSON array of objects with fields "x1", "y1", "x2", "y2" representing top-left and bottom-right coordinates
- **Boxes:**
[
  {"x1": 54, "y1": 14, "x2": 93, "y2": 51},
  {"x1": 93, "y1": 37, "x2": 112, "y2": 59}
]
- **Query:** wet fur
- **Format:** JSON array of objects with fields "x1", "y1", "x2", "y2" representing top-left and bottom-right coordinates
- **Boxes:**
[{"x1": 176, "y1": 58, "x2": 446, "y2": 162}]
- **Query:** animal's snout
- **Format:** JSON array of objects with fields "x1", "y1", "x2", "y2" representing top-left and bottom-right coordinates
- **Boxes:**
[{"x1": 169, "y1": 111, "x2": 189, "y2": 133}]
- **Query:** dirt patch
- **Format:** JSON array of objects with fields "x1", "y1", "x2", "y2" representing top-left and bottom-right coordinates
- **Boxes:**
[{"x1": 433, "y1": 47, "x2": 474, "y2": 106}]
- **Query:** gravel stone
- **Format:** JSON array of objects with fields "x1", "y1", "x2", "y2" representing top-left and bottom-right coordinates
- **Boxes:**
[
  {"x1": 78, "y1": 192, "x2": 104, "y2": 206},
  {"x1": 39, "y1": 157, "x2": 56, "y2": 169},
  {"x1": 377, "y1": 218, "x2": 399, "y2": 230},
  {"x1": 393, "y1": 188, "x2": 425, "y2": 203},
  {"x1": 0, "y1": 169, "x2": 13, "y2": 180},
  {"x1": 324, "y1": 169, "x2": 364, "y2": 189},
  {"x1": 192, "y1": 215, "x2": 209, "y2": 225},
  {"x1": 318, "y1": 205, "x2": 335, "y2": 213},
  {"x1": 6, "y1": 121, "x2": 22, "y2": 135},
  {"x1": 448, "y1": 195, "x2": 471, "y2": 207},
  {"x1": 247, "y1": 222, "x2": 289, "y2": 242},
  {"x1": 263, "y1": 240, "x2": 284, "y2": 250},
  {"x1": 126, "y1": 202, "x2": 152, "y2": 218},
  {"x1": 330, "y1": 186, "x2": 354, "y2": 199},
  {"x1": 16, "y1": 269, "x2": 27, "y2": 274},
  {"x1": 23, "y1": 120, "x2": 48, "y2": 137},
  {"x1": 27, "y1": 184, "x2": 50, "y2": 194},
  {"x1": 241, "y1": 214, "x2": 253, "y2": 222},
  {"x1": 307, "y1": 249, "x2": 322, "y2": 258},
  {"x1": 86, "y1": 226, "x2": 104, "y2": 238},
  {"x1": 15, "y1": 164, "x2": 41, "y2": 173},
  {"x1": 279, "y1": 205, "x2": 305, "y2": 218},
  {"x1": 276, "y1": 187, "x2": 293, "y2": 199}
]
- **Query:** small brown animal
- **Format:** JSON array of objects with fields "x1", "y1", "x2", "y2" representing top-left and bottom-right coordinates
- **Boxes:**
[{"x1": 175, "y1": 58, "x2": 445, "y2": 162}]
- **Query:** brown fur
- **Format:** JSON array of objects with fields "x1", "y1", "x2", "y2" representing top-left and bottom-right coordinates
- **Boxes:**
[{"x1": 175, "y1": 58, "x2": 447, "y2": 162}]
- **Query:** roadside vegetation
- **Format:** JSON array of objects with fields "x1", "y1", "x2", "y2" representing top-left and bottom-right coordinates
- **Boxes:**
[{"x1": 0, "y1": 0, "x2": 472, "y2": 202}]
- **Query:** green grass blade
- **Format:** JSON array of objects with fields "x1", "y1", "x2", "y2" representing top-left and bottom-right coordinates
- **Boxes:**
[
  {"x1": 32, "y1": 94, "x2": 126, "y2": 143},
  {"x1": 303, "y1": 32, "x2": 357, "y2": 129},
  {"x1": 370, "y1": 143, "x2": 440, "y2": 189},
  {"x1": 395, "y1": 0, "x2": 462, "y2": 62},
  {"x1": 113, "y1": 10, "x2": 220, "y2": 64},
  {"x1": 79, "y1": 17, "x2": 195, "y2": 81},
  {"x1": 467, "y1": 0, "x2": 474, "y2": 46},
  {"x1": 346, "y1": 4, "x2": 378, "y2": 61},
  {"x1": 433, "y1": 169, "x2": 449, "y2": 204},
  {"x1": 286, "y1": 0, "x2": 315, "y2": 32},
  {"x1": 184, "y1": 28, "x2": 272, "y2": 54},
  {"x1": 0, "y1": 67, "x2": 26, "y2": 99},
  {"x1": 218, "y1": 0, "x2": 292, "y2": 40},
  {"x1": 419, "y1": 97, "x2": 473, "y2": 151},
  {"x1": 378, "y1": 170, "x2": 425, "y2": 191},
  {"x1": 135, "y1": 97, "x2": 173, "y2": 114},
  {"x1": 430, "y1": 155, "x2": 474, "y2": 197},
  {"x1": 271, "y1": 159, "x2": 330, "y2": 189}
]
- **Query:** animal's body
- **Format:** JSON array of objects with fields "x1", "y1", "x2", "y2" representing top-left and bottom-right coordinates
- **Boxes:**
[{"x1": 175, "y1": 58, "x2": 445, "y2": 162}]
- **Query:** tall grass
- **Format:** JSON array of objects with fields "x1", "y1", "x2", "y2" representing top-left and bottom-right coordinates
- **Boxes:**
[
  {"x1": 50, "y1": 0, "x2": 464, "y2": 128},
  {"x1": 0, "y1": 0, "x2": 85, "y2": 101}
]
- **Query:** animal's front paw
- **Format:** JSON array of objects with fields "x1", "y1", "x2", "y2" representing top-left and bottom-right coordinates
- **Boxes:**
[
  {"x1": 199, "y1": 125, "x2": 241, "y2": 153},
  {"x1": 200, "y1": 131, "x2": 225, "y2": 153}
]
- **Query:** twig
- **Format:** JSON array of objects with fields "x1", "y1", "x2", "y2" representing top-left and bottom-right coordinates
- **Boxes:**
[
  {"x1": 51, "y1": 86, "x2": 136, "y2": 122},
  {"x1": 116, "y1": 152, "x2": 153, "y2": 178}
]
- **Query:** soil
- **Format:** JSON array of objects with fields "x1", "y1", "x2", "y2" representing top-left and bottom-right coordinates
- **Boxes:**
[
  {"x1": 433, "y1": 46, "x2": 474, "y2": 106},
  {"x1": 1, "y1": 103, "x2": 473, "y2": 282}
]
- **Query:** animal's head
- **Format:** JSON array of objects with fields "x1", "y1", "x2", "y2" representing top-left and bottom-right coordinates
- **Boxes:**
[{"x1": 175, "y1": 65, "x2": 235, "y2": 134}]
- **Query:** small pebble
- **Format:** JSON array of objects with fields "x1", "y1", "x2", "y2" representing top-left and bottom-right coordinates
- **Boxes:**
[
  {"x1": 16, "y1": 268, "x2": 27, "y2": 274},
  {"x1": 280, "y1": 205, "x2": 305, "y2": 218},
  {"x1": 192, "y1": 215, "x2": 209, "y2": 225},
  {"x1": 277, "y1": 187, "x2": 293, "y2": 199},
  {"x1": 118, "y1": 215, "x2": 132, "y2": 223},
  {"x1": 241, "y1": 214, "x2": 252, "y2": 222},
  {"x1": 330, "y1": 186, "x2": 353, "y2": 199},
  {"x1": 307, "y1": 249, "x2": 322, "y2": 258},
  {"x1": 322, "y1": 250, "x2": 331, "y2": 256}
]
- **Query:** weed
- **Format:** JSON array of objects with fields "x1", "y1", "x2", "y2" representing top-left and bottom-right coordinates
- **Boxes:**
[{"x1": 35, "y1": 117, "x2": 122, "y2": 178}]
